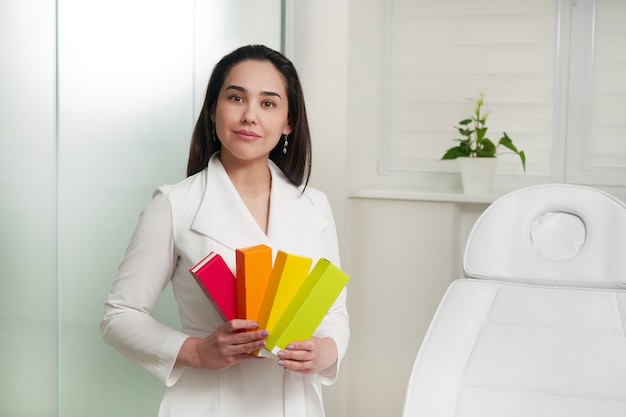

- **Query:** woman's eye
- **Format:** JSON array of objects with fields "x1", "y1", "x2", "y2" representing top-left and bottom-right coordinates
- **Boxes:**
[
  {"x1": 228, "y1": 95, "x2": 243, "y2": 103},
  {"x1": 262, "y1": 100, "x2": 276, "y2": 108}
]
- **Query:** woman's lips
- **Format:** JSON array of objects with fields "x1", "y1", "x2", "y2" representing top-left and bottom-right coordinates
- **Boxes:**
[{"x1": 233, "y1": 129, "x2": 261, "y2": 141}]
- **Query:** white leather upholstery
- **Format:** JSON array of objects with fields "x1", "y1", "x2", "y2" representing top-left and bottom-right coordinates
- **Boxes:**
[
  {"x1": 402, "y1": 184, "x2": 626, "y2": 417},
  {"x1": 463, "y1": 184, "x2": 626, "y2": 287}
]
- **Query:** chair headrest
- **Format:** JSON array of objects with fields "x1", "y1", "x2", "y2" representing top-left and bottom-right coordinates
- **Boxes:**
[{"x1": 463, "y1": 184, "x2": 626, "y2": 288}]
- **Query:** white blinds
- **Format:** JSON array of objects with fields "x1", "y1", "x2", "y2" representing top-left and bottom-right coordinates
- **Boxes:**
[
  {"x1": 566, "y1": 0, "x2": 626, "y2": 186},
  {"x1": 382, "y1": 0, "x2": 626, "y2": 188},
  {"x1": 383, "y1": 0, "x2": 557, "y2": 177}
]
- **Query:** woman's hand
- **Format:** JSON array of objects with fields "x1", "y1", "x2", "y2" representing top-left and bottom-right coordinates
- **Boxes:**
[
  {"x1": 276, "y1": 336, "x2": 337, "y2": 375},
  {"x1": 175, "y1": 319, "x2": 268, "y2": 371}
]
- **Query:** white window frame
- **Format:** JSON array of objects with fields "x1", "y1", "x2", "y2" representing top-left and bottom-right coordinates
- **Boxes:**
[{"x1": 379, "y1": 0, "x2": 626, "y2": 195}]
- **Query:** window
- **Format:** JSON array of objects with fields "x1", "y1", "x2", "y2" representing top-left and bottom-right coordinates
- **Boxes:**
[
  {"x1": 381, "y1": 0, "x2": 626, "y2": 190},
  {"x1": 564, "y1": 0, "x2": 626, "y2": 186}
]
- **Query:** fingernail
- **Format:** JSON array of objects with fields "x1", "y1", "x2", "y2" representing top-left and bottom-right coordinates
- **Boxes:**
[
  {"x1": 286, "y1": 344, "x2": 295, "y2": 350},
  {"x1": 278, "y1": 360, "x2": 286, "y2": 366},
  {"x1": 250, "y1": 322, "x2": 259, "y2": 328},
  {"x1": 277, "y1": 351, "x2": 286, "y2": 358},
  {"x1": 261, "y1": 330, "x2": 269, "y2": 337},
  {"x1": 258, "y1": 341, "x2": 266, "y2": 347}
]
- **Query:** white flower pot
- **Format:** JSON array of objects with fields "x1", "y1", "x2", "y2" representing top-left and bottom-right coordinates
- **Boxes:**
[{"x1": 459, "y1": 157, "x2": 497, "y2": 194}]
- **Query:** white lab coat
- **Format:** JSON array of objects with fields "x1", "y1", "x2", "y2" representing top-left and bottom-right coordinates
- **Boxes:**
[{"x1": 100, "y1": 154, "x2": 349, "y2": 417}]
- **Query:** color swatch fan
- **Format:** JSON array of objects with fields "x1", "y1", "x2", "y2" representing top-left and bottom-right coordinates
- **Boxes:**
[{"x1": 190, "y1": 245, "x2": 349, "y2": 356}]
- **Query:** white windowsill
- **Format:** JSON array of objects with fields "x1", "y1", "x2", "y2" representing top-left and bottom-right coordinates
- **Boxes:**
[
  {"x1": 349, "y1": 182, "x2": 626, "y2": 205},
  {"x1": 348, "y1": 185, "x2": 503, "y2": 204}
]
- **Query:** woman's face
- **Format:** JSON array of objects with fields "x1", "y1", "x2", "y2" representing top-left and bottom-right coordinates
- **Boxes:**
[{"x1": 212, "y1": 60, "x2": 292, "y2": 165}]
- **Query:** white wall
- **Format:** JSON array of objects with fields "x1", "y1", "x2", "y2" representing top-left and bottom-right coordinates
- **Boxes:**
[
  {"x1": 295, "y1": 2, "x2": 351, "y2": 415},
  {"x1": 300, "y1": 1, "x2": 492, "y2": 416}
]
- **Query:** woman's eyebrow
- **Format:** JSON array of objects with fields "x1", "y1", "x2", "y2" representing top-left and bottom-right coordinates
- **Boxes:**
[{"x1": 225, "y1": 84, "x2": 282, "y2": 99}]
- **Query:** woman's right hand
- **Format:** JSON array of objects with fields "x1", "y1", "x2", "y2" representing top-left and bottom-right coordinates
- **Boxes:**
[{"x1": 175, "y1": 319, "x2": 268, "y2": 371}]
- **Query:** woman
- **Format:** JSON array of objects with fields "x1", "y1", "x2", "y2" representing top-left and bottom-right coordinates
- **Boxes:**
[{"x1": 100, "y1": 44, "x2": 349, "y2": 416}]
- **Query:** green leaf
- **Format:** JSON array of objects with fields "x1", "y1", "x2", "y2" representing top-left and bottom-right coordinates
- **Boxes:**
[
  {"x1": 458, "y1": 118, "x2": 472, "y2": 126},
  {"x1": 498, "y1": 133, "x2": 519, "y2": 153},
  {"x1": 476, "y1": 139, "x2": 496, "y2": 157},
  {"x1": 441, "y1": 146, "x2": 470, "y2": 160},
  {"x1": 498, "y1": 133, "x2": 526, "y2": 172},
  {"x1": 476, "y1": 127, "x2": 488, "y2": 141}
]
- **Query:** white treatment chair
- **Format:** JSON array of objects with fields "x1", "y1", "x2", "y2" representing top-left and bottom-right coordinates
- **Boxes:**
[{"x1": 401, "y1": 184, "x2": 626, "y2": 417}]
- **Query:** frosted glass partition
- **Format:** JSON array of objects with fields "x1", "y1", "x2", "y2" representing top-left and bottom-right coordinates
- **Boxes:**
[
  {"x1": 0, "y1": 1, "x2": 58, "y2": 415},
  {"x1": 1, "y1": 1, "x2": 282, "y2": 416}
]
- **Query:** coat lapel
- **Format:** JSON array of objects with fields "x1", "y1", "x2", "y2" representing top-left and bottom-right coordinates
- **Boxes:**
[
  {"x1": 190, "y1": 155, "x2": 326, "y2": 255},
  {"x1": 190, "y1": 155, "x2": 271, "y2": 251},
  {"x1": 266, "y1": 162, "x2": 327, "y2": 255}
]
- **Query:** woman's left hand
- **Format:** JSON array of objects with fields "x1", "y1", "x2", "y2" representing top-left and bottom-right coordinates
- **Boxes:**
[{"x1": 276, "y1": 336, "x2": 337, "y2": 374}]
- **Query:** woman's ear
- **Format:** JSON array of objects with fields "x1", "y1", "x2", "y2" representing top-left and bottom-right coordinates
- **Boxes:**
[
  {"x1": 283, "y1": 123, "x2": 293, "y2": 136},
  {"x1": 209, "y1": 105, "x2": 216, "y2": 122}
]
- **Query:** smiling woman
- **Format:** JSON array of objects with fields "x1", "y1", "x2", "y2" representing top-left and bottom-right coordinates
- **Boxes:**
[
  {"x1": 100, "y1": 44, "x2": 349, "y2": 417},
  {"x1": 188, "y1": 45, "x2": 313, "y2": 189},
  {"x1": 214, "y1": 60, "x2": 292, "y2": 170},
  {"x1": 0, "y1": 1, "x2": 283, "y2": 416}
]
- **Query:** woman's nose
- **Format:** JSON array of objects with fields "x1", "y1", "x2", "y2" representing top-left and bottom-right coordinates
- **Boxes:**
[{"x1": 241, "y1": 105, "x2": 257, "y2": 124}]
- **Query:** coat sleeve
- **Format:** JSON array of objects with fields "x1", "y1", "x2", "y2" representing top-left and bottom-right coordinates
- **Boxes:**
[
  {"x1": 311, "y1": 192, "x2": 350, "y2": 386},
  {"x1": 99, "y1": 193, "x2": 189, "y2": 387}
]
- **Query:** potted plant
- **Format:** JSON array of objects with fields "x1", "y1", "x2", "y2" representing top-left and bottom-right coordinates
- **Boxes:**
[{"x1": 441, "y1": 93, "x2": 526, "y2": 194}]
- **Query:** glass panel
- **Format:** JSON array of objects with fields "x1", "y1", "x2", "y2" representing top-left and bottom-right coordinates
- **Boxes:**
[
  {"x1": 0, "y1": 1, "x2": 58, "y2": 416},
  {"x1": 56, "y1": 1, "x2": 282, "y2": 415},
  {"x1": 57, "y1": 1, "x2": 194, "y2": 414},
  {"x1": 1, "y1": 0, "x2": 281, "y2": 416}
]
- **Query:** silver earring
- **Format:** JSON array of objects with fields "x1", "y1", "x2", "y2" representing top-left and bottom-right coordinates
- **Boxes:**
[{"x1": 282, "y1": 134, "x2": 289, "y2": 154}]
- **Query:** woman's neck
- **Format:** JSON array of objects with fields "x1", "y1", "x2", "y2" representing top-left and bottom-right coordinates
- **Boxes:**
[
  {"x1": 220, "y1": 153, "x2": 272, "y2": 233},
  {"x1": 220, "y1": 154, "x2": 271, "y2": 190}
]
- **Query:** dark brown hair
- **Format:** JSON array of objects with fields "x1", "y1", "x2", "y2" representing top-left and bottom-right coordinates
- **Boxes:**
[{"x1": 187, "y1": 45, "x2": 312, "y2": 188}]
